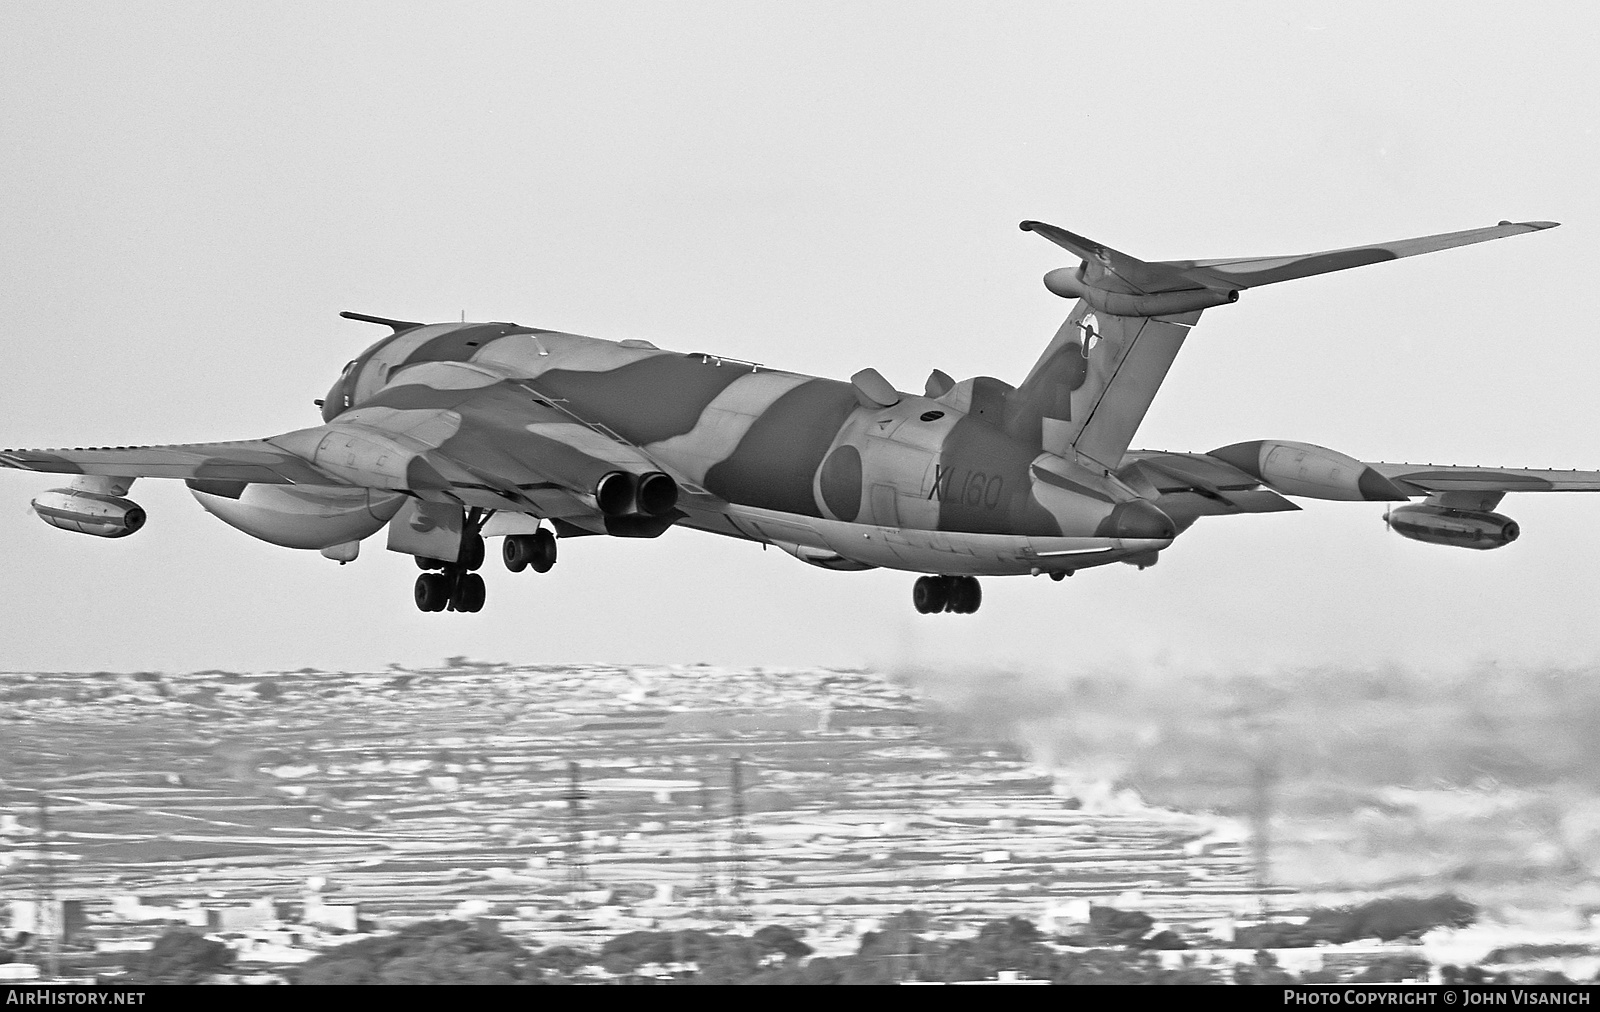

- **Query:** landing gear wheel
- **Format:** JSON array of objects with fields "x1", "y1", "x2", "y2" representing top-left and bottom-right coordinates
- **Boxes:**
[
  {"x1": 504, "y1": 530, "x2": 557, "y2": 574},
  {"x1": 416, "y1": 555, "x2": 448, "y2": 571},
  {"x1": 503, "y1": 536, "x2": 531, "y2": 573},
  {"x1": 414, "y1": 572, "x2": 451, "y2": 612},
  {"x1": 451, "y1": 572, "x2": 486, "y2": 613},
  {"x1": 943, "y1": 576, "x2": 981, "y2": 614},
  {"x1": 459, "y1": 532, "x2": 485, "y2": 572},
  {"x1": 962, "y1": 576, "x2": 983, "y2": 613},
  {"x1": 530, "y1": 528, "x2": 557, "y2": 573},
  {"x1": 913, "y1": 575, "x2": 948, "y2": 614}
]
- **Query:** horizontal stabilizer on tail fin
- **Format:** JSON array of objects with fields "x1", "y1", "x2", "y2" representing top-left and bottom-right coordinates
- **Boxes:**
[
  {"x1": 1170, "y1": 220, "x2": 1559, "y2": 290},
  {"x1": 1021, "y1": 219, "x2": 1559, "y2": 305}
]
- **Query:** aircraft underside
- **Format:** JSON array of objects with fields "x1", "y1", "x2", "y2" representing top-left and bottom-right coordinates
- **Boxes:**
[{"x1": 387, "y1": 498, "x2": 1170, "y2": 615}]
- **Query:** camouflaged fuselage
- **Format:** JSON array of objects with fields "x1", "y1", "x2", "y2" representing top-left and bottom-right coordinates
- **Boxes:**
[{"x1": 308, "y1": 321, "x2": 1172, "y2": 575}]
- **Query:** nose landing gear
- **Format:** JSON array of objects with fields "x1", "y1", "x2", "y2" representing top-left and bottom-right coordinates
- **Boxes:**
[{"x1": 913, "y1": 575, "x2": 982, "y2": 614}]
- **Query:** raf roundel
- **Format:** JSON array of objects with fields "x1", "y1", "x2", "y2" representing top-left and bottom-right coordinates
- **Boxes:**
[{"x1": 1076, "y1": 313, "x2": 1102, "y2": 356}]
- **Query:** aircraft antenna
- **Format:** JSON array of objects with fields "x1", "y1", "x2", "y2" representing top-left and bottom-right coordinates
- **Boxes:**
[{"x1": 561, "y1": 761, "x2": 590, "y2": 892}]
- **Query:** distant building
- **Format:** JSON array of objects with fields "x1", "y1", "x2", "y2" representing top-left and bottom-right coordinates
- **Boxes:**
[
  {"x1": 304, "y1": 899, "x2": 359, "y2": 932},
  {"x1": 7, "y1": 899, "x2": 86, "y2": 941},
  {"x1": 60, "y1": 900, "x2": 86, "y2": 939},
  {"x1": 7, "y1": 899, "x2": 39, "y2": 935},
  {"x1": 209, "y1": 905, "x2": 275, "y2": 932},
  {"x1": 110, "y1": 897, "x2": 209, "y2": 927}
]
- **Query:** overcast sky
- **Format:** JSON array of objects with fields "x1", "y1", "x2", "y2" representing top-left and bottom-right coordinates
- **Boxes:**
[{"x1": 1, "y1": 2, "x2": 1596, "y2": 676}]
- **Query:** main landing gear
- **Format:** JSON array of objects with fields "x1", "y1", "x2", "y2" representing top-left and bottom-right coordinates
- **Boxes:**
[
  {"x1": 502, "y1": 529, "x2": 557, "y2": 573},
  {"x1": 412, "y1": 522, "x2": 560, "y2": 614},
  {"x1": 414, "y1": 528, "x2": 488, "y2": 613},
  {"x1": 913, "y1": 575, "x2": 982, "y2": 615}
]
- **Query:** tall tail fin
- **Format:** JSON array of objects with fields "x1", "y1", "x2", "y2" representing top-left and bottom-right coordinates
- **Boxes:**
[
  {"x1": 1008, "y1": 219, "x2": 1559, "y2": 470},
  {"x1": 1008, "y1": 301, "x2": 1200, "y2": 470}
]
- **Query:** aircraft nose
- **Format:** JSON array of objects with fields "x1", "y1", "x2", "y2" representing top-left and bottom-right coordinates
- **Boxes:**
[{"x1": 1096, "y1": 499, "x2": 1176, "y2": 540}]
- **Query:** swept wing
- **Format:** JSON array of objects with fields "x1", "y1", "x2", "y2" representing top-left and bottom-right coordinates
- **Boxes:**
[
  {"x1": 4, "y1": 364, "x2": 717, "y2": 529},
  {"x1": 1368, "y1": 462, "x2": 1600, "y2": 495},
  {"x1": 1127, "y1": 448, "x2": 1600, "y2": 522},
  {"x1": 0, "y1": 439, "x2": 331, "y2": 484}
]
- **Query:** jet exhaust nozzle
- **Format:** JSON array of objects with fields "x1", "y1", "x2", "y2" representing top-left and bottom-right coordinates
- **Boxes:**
[
  {"x1": 595, "y1": 470, "x2": 679, "y2": 517},
  {"x1": 594, "y1": 471, "x2": 636, "y2": 517},
  {"x1": 636, "y1": 472, "x2": 679, "y2": 517}
]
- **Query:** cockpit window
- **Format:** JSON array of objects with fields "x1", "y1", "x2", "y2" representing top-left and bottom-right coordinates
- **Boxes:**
[{"x1": 321, "y1": 360, "x2": 361, "y2": 422}]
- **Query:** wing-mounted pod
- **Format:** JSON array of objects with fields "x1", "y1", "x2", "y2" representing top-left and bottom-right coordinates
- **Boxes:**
[
  {"x1": 1383, "y1": 490, "x2": 1518, "y2": 550},
  {"x1": 31, "y1": 475, "x2": 145, "y2": 538},
  {"x1": 1385, "y1": 502, "x2": 1519, "y2": 550}
]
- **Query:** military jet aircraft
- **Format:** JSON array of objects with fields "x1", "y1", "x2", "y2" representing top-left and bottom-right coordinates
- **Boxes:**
[{"x1": 5, "y1": 219, "x2": 1593, "y2": 615}]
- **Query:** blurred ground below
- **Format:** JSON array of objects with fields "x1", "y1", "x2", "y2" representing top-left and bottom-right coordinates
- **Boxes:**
[{"x1": 901, "y1": 661, "x2": 1600, "y2": 921}]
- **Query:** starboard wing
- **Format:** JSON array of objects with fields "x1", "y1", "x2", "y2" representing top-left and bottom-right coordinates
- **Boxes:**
[{"x1": 0, "y1": 439, "x2": 335, "y2": 484}]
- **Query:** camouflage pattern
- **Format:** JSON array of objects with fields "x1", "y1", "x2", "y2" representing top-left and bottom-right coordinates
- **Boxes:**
[
  {"x1": 283, "y1": 323, "x2": 1179, "y2": 575},
  {"x1": 2, "y1": 219, "x2": 1592, "y2": 594}
]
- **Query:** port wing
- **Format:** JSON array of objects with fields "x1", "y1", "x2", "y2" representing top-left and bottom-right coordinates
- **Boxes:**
[{"x1": 1367, "y1": 463, "x2": 1600, "y2": 496}]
